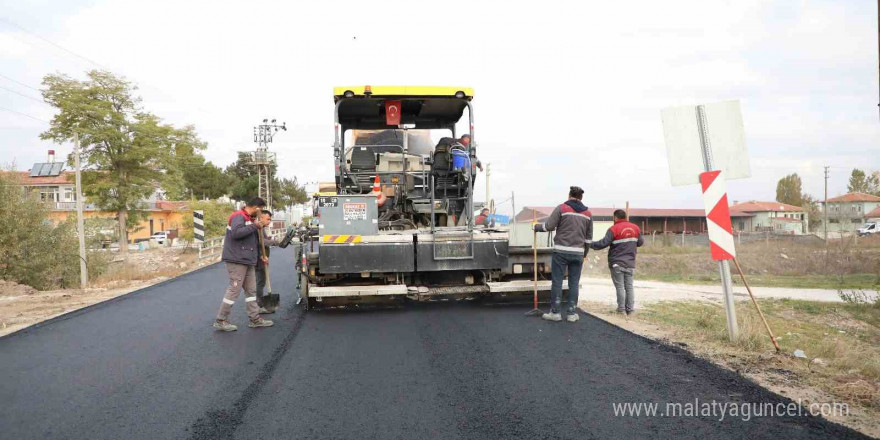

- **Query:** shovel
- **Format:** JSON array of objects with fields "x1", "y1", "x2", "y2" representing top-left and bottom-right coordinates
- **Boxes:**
[
  {"x1": 258, "y1": 230, "x2": 280, "y2": 311},
  {"x1": 525, "y1": 211, "x2": 543, "y2": 316}
]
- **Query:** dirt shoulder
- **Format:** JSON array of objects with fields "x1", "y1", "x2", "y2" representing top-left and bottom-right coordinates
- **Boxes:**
[
  {"x1": 580, "y1": 300, "x2": 880, "y2": 438},
  {"x1": 0, "y1": 246, "x2": 208, "y2": 338}
]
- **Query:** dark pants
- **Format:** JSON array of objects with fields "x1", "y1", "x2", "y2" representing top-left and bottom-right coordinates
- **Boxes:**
[
  {"x1": 550, "y1": 251, "x2": 583, "y2": 315},
  {"x1": 255, "y1": 265, "x2": 267, "y2": 307}
]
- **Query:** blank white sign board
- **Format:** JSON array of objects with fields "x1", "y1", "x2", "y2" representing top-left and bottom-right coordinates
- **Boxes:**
[{"x1": 661, "y1": 100, "x2": 751, "y2": 187}]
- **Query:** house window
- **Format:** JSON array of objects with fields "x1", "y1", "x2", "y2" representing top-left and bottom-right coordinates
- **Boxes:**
[
  {"x1": 829, "y1": 219, "x2": 839, "y2": 224},
  {"x1": 39, "y1": 186, "x2": 60, "y2": 202}
]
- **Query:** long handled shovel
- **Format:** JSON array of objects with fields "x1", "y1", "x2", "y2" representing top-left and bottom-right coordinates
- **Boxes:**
[
  {"x1": 525, "y1": 212, "x2": 543, "y2": 316},
  {"x1": 258, "y1": 230, "x2": 280, "y2": 311}
]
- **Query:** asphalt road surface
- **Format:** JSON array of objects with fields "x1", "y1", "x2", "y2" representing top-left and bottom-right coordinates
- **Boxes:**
[{"x1": 0, "y1": 248, "x2": 870, "y2": 439}]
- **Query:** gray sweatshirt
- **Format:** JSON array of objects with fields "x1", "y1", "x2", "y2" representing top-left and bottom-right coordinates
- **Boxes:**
[{"x1": 535, "y1": 200, "x2": 593, "y2": 256}]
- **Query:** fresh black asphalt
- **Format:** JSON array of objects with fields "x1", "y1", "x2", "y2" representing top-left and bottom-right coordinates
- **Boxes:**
[{"x1": 0, "y1": 248, "x2": 871, "y2": 439}]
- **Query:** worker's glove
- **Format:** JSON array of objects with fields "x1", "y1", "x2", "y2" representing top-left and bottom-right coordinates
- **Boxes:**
[{"x1": 533, "y1": 224, "x2": 543, "y2": 232}]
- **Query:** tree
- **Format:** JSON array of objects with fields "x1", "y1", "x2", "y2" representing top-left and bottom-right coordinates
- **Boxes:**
[
  {"x1": 0, "y1": 172, "x2": 107, "y2": 289},
  {"x1": 223, "y1": 152, "x2": 302, "y2": 210},
  {"x1": 163, "y1": 130, "x2": 230, "y2": 200},
  {"x1": 847, "y1": 169, "x2": 880, "y2": 195},
  {"x1": 801, "y1": 194, "x2": 821, "y2": 232},
  {"x1": 775, "y1": 173, "x2": 804, "y2": 206},
  {"x1": 41, "y1": 70, "x2": 196, "y2": 251},
  {"x1": 178, "y1": 200, "x2": 235, "y2": 242},
  {"x1": 275, "y1": 177, "x2": 308, "y2": 209}
]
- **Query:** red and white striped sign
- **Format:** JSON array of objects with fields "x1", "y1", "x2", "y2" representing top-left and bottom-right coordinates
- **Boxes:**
[{"x1": 700, "y1": 170, "x2": 736, "y2": 260}]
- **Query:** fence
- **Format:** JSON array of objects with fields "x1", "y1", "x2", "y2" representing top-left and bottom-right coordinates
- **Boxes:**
[
  {"x1": 641, "y1": 231, "x2": 824, "y2": 248},
  {"x1": 197, "y1": 237, "x2": 224, "y2": 262}
]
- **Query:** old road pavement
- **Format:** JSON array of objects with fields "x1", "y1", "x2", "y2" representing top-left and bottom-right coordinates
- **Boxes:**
[{"x1": 0, "y1": 248, "x2": 870, "y2": 439}]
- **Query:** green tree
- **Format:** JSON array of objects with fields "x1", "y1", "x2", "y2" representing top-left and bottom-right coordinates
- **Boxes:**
[
  {"x1": 275, "y1": 177, "x2": 308, "y2": 210},
  {"x1": 775, "y1": 173, "x2": 804, "y2": 206},
  {"x1": 40, "y1": 70, "x2": 198, "y2": 251},
  {"x1": 847, "y1": 169, "x2": 879, "y2": 195},
  {"x1": 0, "y1": 172, "x2": 107, "y2": 289},
  {"x1": 801, "y1": 194, "x2": 821, "y2": 232},
  {"x1": 178, "y1": 200, "x2": 235, "y2": 242}
]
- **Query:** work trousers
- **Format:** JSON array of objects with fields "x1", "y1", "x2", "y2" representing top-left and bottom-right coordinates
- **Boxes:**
[
  {"x1": 611, "y1": 265, "x2": 635, "y2": 313},
  {"x1": 255, "y1": 265, "x2": 267, "y2": 307},
  {"x1": 550, "y1": 251, "x2": 583, "y2": 315},
  {"x1": 216, "y1": 262, "x2": 260, "y2": 321}
]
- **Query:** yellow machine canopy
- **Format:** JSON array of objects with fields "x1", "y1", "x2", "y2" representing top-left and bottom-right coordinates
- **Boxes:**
[{"x1": 333, "y1": 85, "x2": 474, "y2": 131}]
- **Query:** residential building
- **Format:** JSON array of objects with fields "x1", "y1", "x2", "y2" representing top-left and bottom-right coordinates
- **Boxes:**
[
  {"x1": 729, "y1": 201, "x2": 808, "y2": 235},
  {"x1": 819, "y1": 192, "x2": 880, "y2": 233},
  {"x1": 5, "y1": 152, "x2": 190, "y2": 242},
  {"x1": 513, "y1": 206, "x2": 754, "y2": 246}
]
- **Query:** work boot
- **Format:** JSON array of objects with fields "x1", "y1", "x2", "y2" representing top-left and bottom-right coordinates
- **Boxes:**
[
  {"x1": 258, "y1": 307, "x2": 271, "y2": 314},
  {"x1": 614, "y1": 309, "x2": 626, "y2": 315},
  {"x1": 567, "y1": 313, "x2": 580, "y2": 323},
  {"x1": 213, "y1": 320, "x2": 238, "y2": 332},
  {"x1": 542, "y1": 312, "x2": 562, "y2": 322},
  {"x1": 248, "y1": 318, "x2": 274, "y2": 328},
  {"x1": 626, "y1": 310, "x2": 636, "y2": 316}
]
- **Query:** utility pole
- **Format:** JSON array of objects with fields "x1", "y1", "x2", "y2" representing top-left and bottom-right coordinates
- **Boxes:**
[
  {"x1": 485, "y1": 163, "x2": 491, "y2": 207},
  {"x1": 824, "y1": 165, "x2": 829, "y2": 244},
  {"x1": 74, "y1": 133, "x2": 88, "y2": 289},
  {"x1": 243, "y1": 119, "x2": 286, "y2": 208}
]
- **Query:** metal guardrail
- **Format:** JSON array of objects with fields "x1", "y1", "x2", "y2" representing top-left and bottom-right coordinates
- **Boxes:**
[{"x1": 197, "y1": 237, "x2": 224, "y2": 262}]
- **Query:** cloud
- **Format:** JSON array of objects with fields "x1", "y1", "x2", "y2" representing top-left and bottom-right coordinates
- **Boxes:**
[{"x1": 0, "y1": 0, "x2": 877, "y2": 210}]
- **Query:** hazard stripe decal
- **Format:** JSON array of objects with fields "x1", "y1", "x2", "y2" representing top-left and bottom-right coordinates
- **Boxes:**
[{"x1": 322, "y1": 235, "x2": 362, "y2": 244}]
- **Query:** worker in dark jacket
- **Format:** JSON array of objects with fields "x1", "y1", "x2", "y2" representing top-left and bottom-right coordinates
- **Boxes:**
[
  {"x1": 591, "y1": 209, "x2": 644, "y2": 315},
  {"x1": 255, "y1": 210, "x2": 278, "y2": 313},
  {"x1": 213, "y1": 197, "x2": 274, "y2": 331},
  {"x1": 534, "y1": 186, "x2": 592, "y2": 322}
]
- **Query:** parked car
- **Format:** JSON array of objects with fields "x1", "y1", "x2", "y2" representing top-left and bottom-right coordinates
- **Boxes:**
[
  {"x1": 150, "y1": 231, "x2": 170, "y2": 244},
  {"x1": 858, "y1": 222, "x2": 878, "y2": 237}
]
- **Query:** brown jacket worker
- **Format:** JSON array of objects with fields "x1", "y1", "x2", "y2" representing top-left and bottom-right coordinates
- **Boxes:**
[
  {"x1": 255, "y1": 210, "x2": 278, "y2": 313},
  {"x1": 533, "y1": 186, "x2": 592, "y2": 322},
  {"x1": 213, "y1": 197, "x2": 274, "y2": 331}
]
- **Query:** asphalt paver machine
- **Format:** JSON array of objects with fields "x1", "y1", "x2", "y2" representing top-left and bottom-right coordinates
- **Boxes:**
[{"x1": 298, "y1": 86, "x2": 557, "y2": 308}]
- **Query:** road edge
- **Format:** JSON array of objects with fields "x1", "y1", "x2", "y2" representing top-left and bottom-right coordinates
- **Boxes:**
[{"x1": 0, "y1": 261, "x2": 221, "y2": 341}]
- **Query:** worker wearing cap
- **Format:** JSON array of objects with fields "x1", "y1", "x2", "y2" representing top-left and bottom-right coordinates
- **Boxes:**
[
  {"x1": 213, "y1": 197, "x2": 274, "y2": 331},
  {"x1": 457, "y1": 134, "x2": 483, "y2": 172},
  {"x1": 591, "y1": 209, "x2": 644, "y2": 315},
  {"x1": 533, "y1": 186, "x2": 592, "y2": 322},
  {"x1": 255, "y1": 210, "x2": 279, "y2": 314}
]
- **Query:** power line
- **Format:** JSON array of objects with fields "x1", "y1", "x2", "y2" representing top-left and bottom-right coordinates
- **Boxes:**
[
  {"x1": 0, "y1": 106, "x2": 49, "y2": 123},
  {"x1": 0, "y1": 16, "x2": 222, "y2": 119},
  {"x1": 0, "y1": 16, "x2": 108, "y2": 69},
  {"x1": 0, "y1": 73, "x2": 40, "y2": 92},
  {"x1": 0, "y1": 85, "x2": 46, "y2": 104}
]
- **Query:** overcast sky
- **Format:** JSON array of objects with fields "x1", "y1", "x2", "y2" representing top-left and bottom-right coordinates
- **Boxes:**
[{"x1": 1, "y1": 0, "x2": 877, "y2": 214}]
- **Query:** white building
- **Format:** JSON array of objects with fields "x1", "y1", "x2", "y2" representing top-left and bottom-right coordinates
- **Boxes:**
[
  {"x1": 729, "y1": 201, "x2": 808, "y2": 234},
  {"x1": 819, "y1": 192, "x2": 880, "y2": 233}
]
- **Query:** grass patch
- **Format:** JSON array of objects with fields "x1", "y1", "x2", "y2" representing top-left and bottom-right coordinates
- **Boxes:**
[
  {"x1": 637, "y1": 274, "x2": 880, "y2": 290},
  {"x1": 635, "y1": 299, "x2": 880, "y2": 409}
]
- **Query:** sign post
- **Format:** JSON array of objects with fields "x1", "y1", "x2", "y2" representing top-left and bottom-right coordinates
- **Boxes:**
[
  {"x1": 193, "y1": 210, "x2": 205, "y2": 244},
  {"x1": 662, "y1": 101, "x2": 750, "y2": 341}
]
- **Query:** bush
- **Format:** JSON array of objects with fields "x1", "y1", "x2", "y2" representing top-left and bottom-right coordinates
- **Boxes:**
[
  {"x1": 0, "y1": 172, "x2": 107, "y2": 290},
  {"x1": 178, "y1": 200, "x2": 236, "y2": 243}
]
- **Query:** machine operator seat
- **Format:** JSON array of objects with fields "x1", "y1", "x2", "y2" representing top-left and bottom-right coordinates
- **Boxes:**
[
  {"x1": 431, "y1": 138, "x2": 460, "y2": 197},
  {"x1": 350, "y1": 146, "x2": 377, "y2": 191}
]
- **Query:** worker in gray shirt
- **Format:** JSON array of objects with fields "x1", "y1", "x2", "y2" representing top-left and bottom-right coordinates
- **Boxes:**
[{"x1": 534, "y1": 186, "x2": 593, "y2": 322}]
